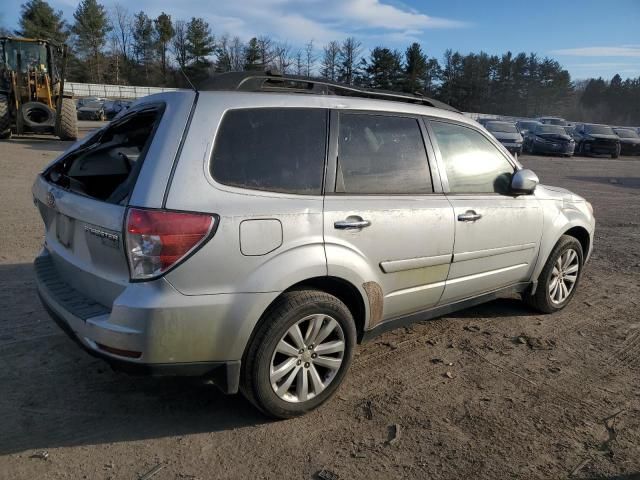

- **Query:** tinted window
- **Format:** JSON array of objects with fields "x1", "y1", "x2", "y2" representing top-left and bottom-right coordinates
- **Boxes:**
[
  {"x1": 536, "y1": 125, "x2": 567, "y2": 135},
  {"x1": 337, "y1": 114, "x2": 432, "y2": 194},
  {"x1": 585, "y1": 124, "x2": 615, "y2": 135},
  {"x1": 431, "y1": 121, "x2": 514, "y2": 194},
  {"x1": 486, "y1": 121, "x2": 518, "y2": 133},
  {"x1": 211, "y1": 108, "x2": 327, "y2": 195}
]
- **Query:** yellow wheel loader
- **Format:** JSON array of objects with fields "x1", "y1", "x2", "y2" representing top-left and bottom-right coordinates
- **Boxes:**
[{"x1": 0, "y1": 37, "x2": 77, "y2": 140}]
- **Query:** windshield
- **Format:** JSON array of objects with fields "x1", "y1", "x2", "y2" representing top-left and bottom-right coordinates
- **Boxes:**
[
  {"x1": 536, "y1": 125, "x2": 567, "y2": 135},
  {"x1": 2, "y1": 41, "x2": 48, "y2": 73},
  {"x1": 614, "y1": 128, "x2": 639, "y2": 138},
  {"x1": 82, "y1": 101, "x2": 103, "y2": 109},
  {"x1": 518, "y1": 121, "x2": 539, "y2": 130},
  {"x1": 585, "y1": 124, "x2": 614, "y2": 135},
  {"x1": 486, "y1": 121, "x2": 518, "y2": 133},
  {"x1": 540, "y1": 118, "x2": 567, "y2": 126}
]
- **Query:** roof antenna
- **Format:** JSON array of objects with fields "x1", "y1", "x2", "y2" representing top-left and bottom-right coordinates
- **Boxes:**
[{"x1": 178, "y1": 64, "x2": 198, "y2": 92}]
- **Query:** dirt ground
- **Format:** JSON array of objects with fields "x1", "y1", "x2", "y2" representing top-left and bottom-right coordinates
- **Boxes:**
[{"x1": 1, "y1": 126, "x2": 639, "y2": 480}]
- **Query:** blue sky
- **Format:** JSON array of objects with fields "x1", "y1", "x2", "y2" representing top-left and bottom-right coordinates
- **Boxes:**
[{"x1": 2, "y1": 0, "x2": 639, "y2": 80}]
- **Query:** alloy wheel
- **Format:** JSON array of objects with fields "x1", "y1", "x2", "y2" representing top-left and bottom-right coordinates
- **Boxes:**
[
  {"x1": 549, "y1": 248, "x2": 580, "y2": 305},
  {"x1": 269, "y1": 314, "x2": 345, "y2": 403}
]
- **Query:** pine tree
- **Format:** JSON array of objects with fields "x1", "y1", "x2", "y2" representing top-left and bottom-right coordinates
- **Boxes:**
[
  {"x1": 72, "y1": 0, "x2": 111, "y2": 83},
  {"x1": 363, "y1": 47, "x2": 403, "y2": 90},
  {"x1": 132, "y1": 11, "x2": 154, "y2": 82},
  {"x1": 154, "y1": 12, "x2": 174, "y2": 81},
  {"x1": 403, "y1": 42, "x2": 427, "y2": 93},
  {"x1": 244, "y1": 37, "x2": 261, "y2": 71},
  {"x1": 16, "y1": 0, "x2": 68, "y2": 43}
]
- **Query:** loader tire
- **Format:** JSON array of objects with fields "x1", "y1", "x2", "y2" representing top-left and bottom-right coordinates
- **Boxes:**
[
  {"x1": 0, "y1": 94, "x2": 11, "y2": 139},
  {"x1": 58, "y1": 98, "x2": 78, "y2": 141}
]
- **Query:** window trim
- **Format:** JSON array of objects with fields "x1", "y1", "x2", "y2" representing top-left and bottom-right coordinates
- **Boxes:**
[
  {"x1": 324, "y1": 109, "x2": 442, "y2": 196},
  {"x1": 424, "y1": 117, "x2": 521, "y2": 196},
  {"x1": 207, "y1": 106, "x2": 330, "y2": 197}
]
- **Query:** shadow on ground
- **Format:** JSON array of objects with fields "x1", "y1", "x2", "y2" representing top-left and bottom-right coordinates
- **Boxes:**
[{"x1": 0, "y1": 262, "x2": 266, "y2": 455}]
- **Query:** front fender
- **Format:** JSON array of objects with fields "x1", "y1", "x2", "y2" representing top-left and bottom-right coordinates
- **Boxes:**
[{"x1": 531, "y1": 201, "x2": 595, "y2": 284}]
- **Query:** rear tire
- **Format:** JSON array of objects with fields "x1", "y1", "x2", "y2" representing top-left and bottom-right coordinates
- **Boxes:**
[
  {"x1": 523, "y1": 235, "x2": 583, "y2": 313},
  {"x1": 241, "y1": 289, "x2": 356, "y2": 419},
  {"x1": 0, "y1": 94, "x2": 11, "y2": 139},
  {"x1": 58, "y1": 98, "x2": 78, "y2": 140},
  {"x1": 612, "y1": 145, "x2": 620, "y2": 159}
]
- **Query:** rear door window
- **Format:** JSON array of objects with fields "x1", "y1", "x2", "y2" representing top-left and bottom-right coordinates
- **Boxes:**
[
  {"x1": 210, "y1": 108, "x2": 327, "y2": 195},
  {"x1": 336, "y1": 113, "x2": 433, "y2": 194}
]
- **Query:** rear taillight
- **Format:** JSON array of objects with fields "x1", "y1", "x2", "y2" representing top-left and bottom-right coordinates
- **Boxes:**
[{"x1": 125, "y1": 208, "x2": 216, "y2": 280}]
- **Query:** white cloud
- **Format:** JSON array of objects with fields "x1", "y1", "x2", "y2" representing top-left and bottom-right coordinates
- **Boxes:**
[{"x1": 550, "y1": 45, "x2": 640, "y2": 57}]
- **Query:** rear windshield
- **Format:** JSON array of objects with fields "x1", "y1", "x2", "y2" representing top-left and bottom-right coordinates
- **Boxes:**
[
  {"x1": 540, "y1": 118, "x2": 567, "y2": 126},
  {"x1": 44, "y1": 105, "x2": 163, "y2": 204},
  {"x1": 585, "y1": 124, "x2": 614, "y2": 135},
  {"x1": 485, "y1": 122, "x2": 518, "y2": 133},
  {"x1": 536, "y1": 125, "x2": 566, "y2": 135},
  {"x1": 614, "y1": 128, "x2": 638, "y2": 138},
  {"x1": 211, "y1": 108, "x2": 327, "y2": 195}
]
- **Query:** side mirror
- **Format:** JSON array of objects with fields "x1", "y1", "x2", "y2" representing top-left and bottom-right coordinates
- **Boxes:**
[{"x1": 511, "y1": 169, "x2": 539, "y2": 195}]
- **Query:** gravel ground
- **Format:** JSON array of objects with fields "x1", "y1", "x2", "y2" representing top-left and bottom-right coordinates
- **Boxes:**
[{"x1": 1, "y1": 128, "x2": 639, "y2": 480}]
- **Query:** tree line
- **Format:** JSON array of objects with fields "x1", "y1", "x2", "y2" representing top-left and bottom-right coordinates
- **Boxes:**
[{"x1": 9, "y1": 0, "x2": 640, "y2": 125}]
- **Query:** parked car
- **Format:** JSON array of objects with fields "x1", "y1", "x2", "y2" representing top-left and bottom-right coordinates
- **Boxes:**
[
  {"x1": 537, "y1": 116, "x2": 568, "y2": 127},
  {"x1": 612, "y1": 127, "x2": 640, "y2": 156},
  {"x1": 483, "y1": 120, "x2": 523, "y2": 154},
  {"x1": 76, "y1": 98, "x2": 106, "y2": 121},
  {"x1": 516, "y1": 120, "x2": 542, "y2": 136},
  {"x1": 104, "y1": 99, "x2": 132, "y2": 120},
  {"x1": 33, "y1": 72, "x2": 595, "y2": 418},
  {"x1": 524, "y1": 124, "x2": 575, "y2": 156},
  {"x1": 572, "y1": 123, "x2": 620, "y2": 158}
]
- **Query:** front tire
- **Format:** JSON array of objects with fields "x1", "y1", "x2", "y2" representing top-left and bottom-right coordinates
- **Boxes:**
[
  {"x1": 241, "y1": 290, "x2": 356, "y2": 419},
  {"x1": 524, "y1": 235, "x2": 583, "y2": 313},
  {"x1": 58, "y1": 98, "x2": 78, "y2": 140}
]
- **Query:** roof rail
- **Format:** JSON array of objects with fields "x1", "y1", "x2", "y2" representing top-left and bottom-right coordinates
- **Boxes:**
[{"x1": 197, "y1": 71, "x2": 459, "y2": 113}]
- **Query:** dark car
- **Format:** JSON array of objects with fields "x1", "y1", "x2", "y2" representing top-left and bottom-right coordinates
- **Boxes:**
[
  {"x1": 573, "y1": 124, "x2": 620, "y2": 158},
  {"x1": 76, "y1": 99, "x2": 106, "y2": 121},
  {"x1": 537, "y1": 116, "x2": 568, "y2": 127},
  {"x1": 516, "y1": 120, "x2": 542, "y2": 136},
  {"x1": 613, "y1": 128, "x2": 640, "y2": 156},
  {"x1": 104, "y1": 99, "x2": 132, "y2": 120},
  {"x1": 524, "y1": 124, "x2": 575, "y2": 157},
  {"x1": 484, "y1": 120, "x2": 523, "y2": 154}
]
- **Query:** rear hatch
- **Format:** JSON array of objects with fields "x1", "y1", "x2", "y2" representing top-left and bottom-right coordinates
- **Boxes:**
[{"x1": 32, "y1": 91, "x2": 196, "y2": 307}]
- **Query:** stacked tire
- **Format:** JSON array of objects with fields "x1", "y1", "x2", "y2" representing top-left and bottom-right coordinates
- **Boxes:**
[{"x1": 0, "y1": 94, "x2": 11, "y2": 140}]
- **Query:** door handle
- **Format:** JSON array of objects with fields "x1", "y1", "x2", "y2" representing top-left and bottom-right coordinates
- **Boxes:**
[
  {"x1": 334, "y1": 216, "x2": 371, "y2": 230},
  {"x1": 457, "y1": 210, "x2": 482, "y2": 222}
]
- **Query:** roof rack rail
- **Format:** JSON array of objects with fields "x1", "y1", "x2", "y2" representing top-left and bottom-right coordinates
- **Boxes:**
[{"x1": 197, "y1": 71, "x2": 459, "y2": 113}]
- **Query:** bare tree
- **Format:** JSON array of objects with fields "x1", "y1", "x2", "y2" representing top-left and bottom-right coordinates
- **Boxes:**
[
  {"x1": 256, "y1": 35, "x2": 274, "y2": 70},
  {"x1": 172, "y1": 20, "x2": 188, "y2": 69},
  {"x1": 274, "y1": 42, "x2": 292, "y2": 74},
  {"x1": 111, "y1": 3, "x2": 131, "y2": 62},
  {"x1": 295, "y1": 50, "x2": 304, "y2": 76},
  {"x1": 321, "y1": 40, "x2": 340, "y2": 81},
  {"x1": 304, "y1": 39, "x2": 316, "y2": 77},
  {"x1": 229, "y1": 36, "x2": 245, "y2": 71}
]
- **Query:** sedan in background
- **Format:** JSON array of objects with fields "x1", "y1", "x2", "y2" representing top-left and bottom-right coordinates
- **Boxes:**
[
  {"x1": 484, "y1": 120, "x2": 523, "y2": 155},
  {"x1": 537, "y1": 116, "x2": 568, "y2": 127},
  {"x1": 613, "y1": 128, "x2": 640, "y2": 156},
  {"x1": 516, "y1": 120, "x2": 542, "y2": 136},
  {"x1": 573, "y1": 124, "x2": 620, "y2": 158},
  {"x1": 76, "y1": 99, "x2": 106, "y2": 121},
  {"x1": 524, "y1": 124, "x2": 575, "y2": 156}
]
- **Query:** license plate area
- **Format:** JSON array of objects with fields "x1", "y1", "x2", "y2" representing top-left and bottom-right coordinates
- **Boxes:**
[{"x1": 56, "y1": 213, "x2": 74, "y2": 248}]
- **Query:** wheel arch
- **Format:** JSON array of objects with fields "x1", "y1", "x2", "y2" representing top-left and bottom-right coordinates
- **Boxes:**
[
  {"x1": 242, "y1": 275, "x2": 369, "y2": 365},
  {"x1": 562, "y1": 225, "x2": 590, "y2": 258}
]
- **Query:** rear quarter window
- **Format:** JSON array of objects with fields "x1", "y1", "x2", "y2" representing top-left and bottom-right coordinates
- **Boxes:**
[{"x1": 210, "y1": 108, "x2": 327, "y2": 195}]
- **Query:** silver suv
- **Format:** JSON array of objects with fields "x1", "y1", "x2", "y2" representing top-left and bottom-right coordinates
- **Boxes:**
[{"x1": 33, "y1": 73, "x2": 595, "y2": 418}]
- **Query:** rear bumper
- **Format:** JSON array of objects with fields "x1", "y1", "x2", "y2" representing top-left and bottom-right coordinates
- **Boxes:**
[{"x1": 34, "y1": 251, "x2": 277, "y2": 393}]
